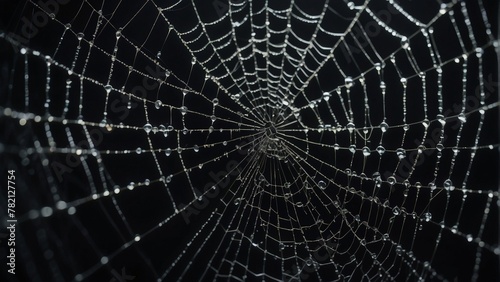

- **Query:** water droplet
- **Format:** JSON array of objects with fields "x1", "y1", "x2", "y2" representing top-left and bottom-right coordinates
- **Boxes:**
[
  {"x1": 104, "y1": 84, "x2": 112, "y2": 94},
  {"x1": 466, "y1": 234, "x2": 473, "y2": 242},
  {"x1": 323, "y1": 92, "x2": 331, "y2": 101},
  {"x1": 403, "y1": 187, "x2": 409, "y2": 196},
  {"x1": 388, "y1": 176, "x2": 396, "y2": 185},
  {"x1": 223, "y1": 141, "x2": 228, "y2": 146},
  {"x1": 143, "y1": 123, "x2": 152, "y2": 134},
  {"x1": 349, "y1": 145, "x2": 356, "y2": 153},
  {"x1": 437, "y1": 114, "x2": 445, "y2": 126},
  {"x1": 193, "y1": 145, "x2": 199, "y2": 152},
  {"x1": 376, "y1": 145, "x2": 385, "y2": 155},
  {"x1": 396, "y1": 148, "x2": 406, "y2": 159},
  {"x1": 439, "y1": 3, "x2": 447, "y2": 14},
  {"x1": 155, "y1": 100, "x2": 162, "y2": 109},
  {"x1": 436, "y1": 143, "x2": 444, "y2": 151},
  {"x1": 380, "y1": 122, "x2": 388, "y2": 132},
  {"x1": 306, "y1": 259, "x2": 313, "y2": 266},
  {"x1": 401, "y1": 36, "x2": 409, "y2": 49},
  {"x1": 458, "y1": 113, "x2": 466, "y2": 123},
  {"x1": 234, "y1": 198, "x2": 241, "y2": 205},
  {"x1": 127, "y1": 182, "x2": 135, "y2": 190},
  {"x1": 396, "y1": 245, "x2": 403, "y2": 255},
  {"x1": 180, "y1": 106, "x2": 187, "y2": 115},
  {"x1": 362, "y1": 146, "x2": 371, "y2": 157},
  {"x1": 334, "y1": 143, "x2": 340, "y2": 150},
  {"x1": 101, "y1": 256, "x2": 109, "y2": 265},
  {"x1": 393, "y1": 206, "x2": 400, "y2": 215},
  {"x1": 77, "y1": 32, "x2": 84, "y2": 40},
  {"x1": 165, "y1": 148, "x2": 171, "y2": 156},
  {"x1": 380, "y1": 81, "x2": 386, "y2": 90},
  {"x1": 346, "y1": 122, "x2": 355, "y2": 133},
  {"x1": 429, "y1": 182, "x2": 436, "y2": 191},
  {"x1": 345, "y1": 76, "x2": 353, "y2": 88},
  {"x1": 417, "y1": 145, "x2": 426, "y2": 154},
  {"x1": 115, "y1": 28, "x2": 123, "y2": 39},
  {"x1": 212, "y1": 98, "x2": 219, "y2": 105},
  {"x1": 444, "y1": 179, "x2": 453, "y2": 190},
  {"x1": 135, "y1": 147, "x2": 142, "y2": 154},
  {"x1": 45, "y1": 56, "x2": 53, "y2": 67},
  {"x1": 318, "y1": 180, "x2": 326, "y2": 189},
  {"x1": 279, "y1": 243, "x2": 285, "y2": 251},
  {"x1": 424, "y1": 212, "x2": 432, "y2": 222},
  {"x1": 422, "y1": 119, "x2": 430, "y2": 128}
]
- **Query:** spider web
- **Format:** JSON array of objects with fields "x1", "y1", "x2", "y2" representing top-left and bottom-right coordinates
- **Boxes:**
[{"x1": 0, "y1": 0, "x2": 499, "y2": 281}]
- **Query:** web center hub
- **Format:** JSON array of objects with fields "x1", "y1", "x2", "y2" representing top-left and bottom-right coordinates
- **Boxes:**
[{"x1": 264, "y1": 122, "x2": 279, "y2": 140}]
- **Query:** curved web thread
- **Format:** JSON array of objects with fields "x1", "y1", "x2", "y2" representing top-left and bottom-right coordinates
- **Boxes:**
[{"x1": 0, "y1": 0, "x2": 498, "y2": 281}]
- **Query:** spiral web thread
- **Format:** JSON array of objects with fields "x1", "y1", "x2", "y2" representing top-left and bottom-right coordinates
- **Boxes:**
[{"x1": 0, "y1": 0, "x2": 499, "y2": 281}]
